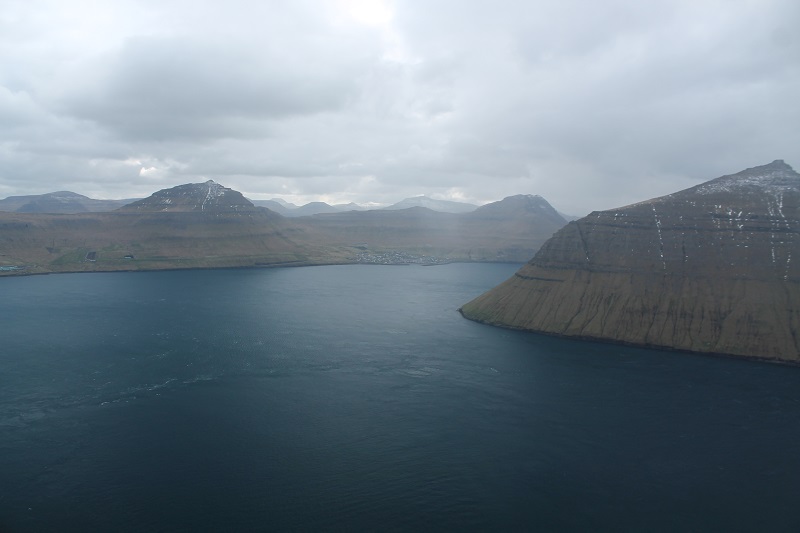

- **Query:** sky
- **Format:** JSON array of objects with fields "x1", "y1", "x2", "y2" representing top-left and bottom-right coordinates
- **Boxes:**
[{"x1": 1, "y1": 0, "x2": 798, "y2": 215}]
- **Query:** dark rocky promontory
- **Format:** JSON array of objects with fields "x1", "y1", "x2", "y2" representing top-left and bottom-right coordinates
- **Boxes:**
[{"x1": 461, "y1": 161, "x2": 800, "y2": 363}]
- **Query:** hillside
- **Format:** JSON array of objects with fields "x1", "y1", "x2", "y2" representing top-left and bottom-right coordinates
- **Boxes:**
[
  {"x1": 0, "y1": 182, "x2": 339, "y2": 274},
  {"x1": 301, "y1": 195, "x2": 567, "y2": 263},
  {"x1": 0, "y1": 184, "x2": 567, "y2": 274},
  {"x1": 460, "y1": 161, "x2": 800, "y2": 363},
  {"x1": 0, "y1": 191, "x2": 134, "y2": 213},
  {"x1": 0, "y1": 209, "x2": 333, "y2": 274},
  {"x1": 121, "y1": 181, "x2": 256, "y2": 213}
]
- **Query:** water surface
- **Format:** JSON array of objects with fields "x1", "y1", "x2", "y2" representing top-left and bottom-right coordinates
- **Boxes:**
[{"x1": 2, "y1": 264, "x2": 800, "y2": 531}]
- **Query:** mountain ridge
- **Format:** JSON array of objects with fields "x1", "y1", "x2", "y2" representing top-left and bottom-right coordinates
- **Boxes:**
[
  {"x1": 300, "y1": 195, "x2": 567, "y2": 263},
  {"x1": 0, "y1": 182, "x2": 567, "y2": 273},
  {"x1": 0, "y1": 191, "x2": 136, "y2": 213},
  {"x1": 121, "y1": 180, "x2": 256, "y2": 213},
  {"x1": 382, "y1": 195, "x2": 478, "y2": 213},
  {"x1": 460, "y1": 160, "x2": 800, "y2": 363}
]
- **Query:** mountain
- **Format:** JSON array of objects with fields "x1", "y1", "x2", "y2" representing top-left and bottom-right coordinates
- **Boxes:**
[
  {"x1": 268, "y1": 198, "x2": 299, "y2": 209},
  {"x1": 0, "y1": 180, "x2": 568, "y2": 274},
  {"x1": 302, "y1": 195, "x2": 568, "y2": 262},
  {"x1": 250, "y1": 199, "x2": 292, "y2": 215},
  {"x1": 460, "y1": 160, "x2": 800, "y2": 363},
  {"x1": 121, "y1": 180, "x2": 256, "y2": 213},
  {"x1": 383, "y1": 196, "x2": 478, "y2": 213},
  {"x1": 291, "y1": 202, "x2": 341, "y2": 217},
  {"x1": 0, "y1": 191, "x2": 134, "y2": 213},
  {"x1": 0, "y1": 181, "x2": 336, "y2": 274},
  {"x1": 249, "y1": 200, "x2": 360, "y2": 217},
  {"x1": 468, "y1": 194, "x2": 565, "y2": 222},
  {"x1": 289, "y1": 201, "x2": 366, "y2": 216},
  {"x1": 332, "y1": 202, "x2": 367, "y2": 211}
]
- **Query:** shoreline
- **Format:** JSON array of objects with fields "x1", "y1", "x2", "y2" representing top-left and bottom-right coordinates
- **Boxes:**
[
  {"x1": 0, "y1": 258, "x2": 524, "y2": 278},
  {"x1": 457, "y1": 307, "x2": 800, "y2": 367}
]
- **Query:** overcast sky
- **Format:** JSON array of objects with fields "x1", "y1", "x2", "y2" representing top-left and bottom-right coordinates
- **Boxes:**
[{"x1": 1, "y1": 0, "x2": 798, "y2": 214}]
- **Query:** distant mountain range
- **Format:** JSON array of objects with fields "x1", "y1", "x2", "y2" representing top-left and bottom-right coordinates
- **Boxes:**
[
  {"x1": 249, "y1": 195, "x2": 477, "y2": 216},
  {"x1": 0, "y1": 191, "x2": 136, "y2": 214},
  {"x1": 0, "y1": 182, "x2": 567, "y2": 274},
  {"x1": 0, "y1": 190, "x2": 546, "y2": 217},
  {"x1": 248, "y1": 200, "x2": 296, "y2": 215},
  {"x1": 302, "y1": 194, "x2": 566, "y2": 263},
  {"x1": 461, "y1": 160, "x2": 800, "y2": 363},
  {"x1": 381, "y1": 196, "x2": 478, "y2": 213}
]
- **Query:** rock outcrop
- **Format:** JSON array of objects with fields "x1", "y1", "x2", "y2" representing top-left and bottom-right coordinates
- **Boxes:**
[{"x1": 460, "y1": 161, "x2": 800, "y2": 363}]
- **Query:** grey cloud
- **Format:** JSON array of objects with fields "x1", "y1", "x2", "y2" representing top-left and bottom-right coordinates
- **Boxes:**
[
  {"x1": 55, "y1": 35, "x2": 372, "y2": 141},
  {"x1": 0, "y1": 0, "x2": 798, "y2": 215}
]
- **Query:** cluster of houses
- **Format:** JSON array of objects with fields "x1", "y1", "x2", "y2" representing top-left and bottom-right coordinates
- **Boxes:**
[{"x1": 352, "y1": 250, "x2": 449, "y2": 265}]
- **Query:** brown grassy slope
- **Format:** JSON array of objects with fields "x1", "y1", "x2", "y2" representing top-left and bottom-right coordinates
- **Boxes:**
[
  {"x1": 461, "y1": 161, "x2": 800, "y2": 362},
  {"x1": 0, "y1": 210, "x2": 341, "y2": 274},
  {"x1": 0, "y1": 190, "x2": 569, "y2": 274}
]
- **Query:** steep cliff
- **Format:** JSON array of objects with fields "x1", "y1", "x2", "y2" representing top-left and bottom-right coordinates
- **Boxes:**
[{"x1": 460, "y1": 161, "x2": 800, "y2": 363}]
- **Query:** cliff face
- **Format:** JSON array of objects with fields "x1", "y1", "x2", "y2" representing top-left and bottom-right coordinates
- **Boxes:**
[{"x1": 461, "y1": 161, "x2": 800, "y2": 363}]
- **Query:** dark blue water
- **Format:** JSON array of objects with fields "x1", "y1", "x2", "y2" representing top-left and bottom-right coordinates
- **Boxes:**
[{"x1": 2, "y1": 264, "x2": 800, "y2": 532}]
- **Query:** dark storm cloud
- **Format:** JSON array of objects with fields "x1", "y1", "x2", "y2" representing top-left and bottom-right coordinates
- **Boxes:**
[{"x1": 0, "y1": 0, "x2": 798, "y2": 213}]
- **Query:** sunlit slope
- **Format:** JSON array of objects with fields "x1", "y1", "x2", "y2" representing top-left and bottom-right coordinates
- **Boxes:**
[{"x1": 461, "y1": 161, "x2": 800, "y2": 362}]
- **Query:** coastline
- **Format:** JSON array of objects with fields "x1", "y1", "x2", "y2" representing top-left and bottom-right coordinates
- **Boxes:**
[
  {"x1": 0, "y1": 258, "x2": 522, "y2": 278},
  {"x1": 458, "y1": 307, "x2": 800, "y2": 367}
]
